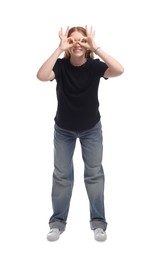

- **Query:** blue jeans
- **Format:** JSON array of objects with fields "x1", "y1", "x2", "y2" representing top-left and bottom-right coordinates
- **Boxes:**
[{"x1": 49, "y1": 121, "x2": 107, "y2": 231}]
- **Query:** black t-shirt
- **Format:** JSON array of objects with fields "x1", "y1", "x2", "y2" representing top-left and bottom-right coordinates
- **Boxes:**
[{"x1": 52, "y1": 58, "x2": 108, "y2": 131}]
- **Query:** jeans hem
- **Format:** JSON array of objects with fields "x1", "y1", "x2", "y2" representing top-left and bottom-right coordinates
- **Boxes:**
[
  {"x1": 49, "y1": 220, "x2": 66, "y2": 232},
  {"x1": 90, "y1": 220, "x2": 108, "y2": 231}
]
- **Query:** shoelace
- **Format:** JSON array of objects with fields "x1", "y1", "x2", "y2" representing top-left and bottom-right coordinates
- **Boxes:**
[
  {"x1": 50, "y1": 228, "x2": 59, "y2": 234},
  {"x1": 95, "y1": 228, "x2": 105, "y2": 235}
]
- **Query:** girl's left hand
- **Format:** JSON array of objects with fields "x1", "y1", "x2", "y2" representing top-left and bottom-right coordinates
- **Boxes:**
[{"x1": 78, "y1": 26, "x2": 97, "y2": 52}]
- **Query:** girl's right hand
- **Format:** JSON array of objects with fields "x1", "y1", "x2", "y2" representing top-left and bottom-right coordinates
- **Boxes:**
[{"x1": 58, "y1": 27, "x2": 74, "y2": 51}]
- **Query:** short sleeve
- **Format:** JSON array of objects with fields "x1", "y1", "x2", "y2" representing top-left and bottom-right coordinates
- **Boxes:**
[
  {"x1": 93, "y1": 59, "x2": 108, "y2": 79},
  {"x1": 50, "y1": 59, "x2": 62, "y2": 81}
]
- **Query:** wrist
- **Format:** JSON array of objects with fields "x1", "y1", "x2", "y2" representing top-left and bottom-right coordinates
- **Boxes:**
[
  {"x1": 94, "y1": 47, "x2": 100, "y2": 54},
  {"x1": 57, "y1": 46, "x2": 64, "y2": 53}
]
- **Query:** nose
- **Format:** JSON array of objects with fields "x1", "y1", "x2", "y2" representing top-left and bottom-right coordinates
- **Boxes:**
[{"x1": 74, "y1": 40, "x2": 80, "y2": 46}]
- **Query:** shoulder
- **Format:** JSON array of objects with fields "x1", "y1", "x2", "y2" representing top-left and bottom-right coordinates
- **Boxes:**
[
  {"x1": 54, "y1": 58, "x2": 69, "y2": 66},
  {"x1": 58, "y1": 58, "x2": 69, "y2": 65},
  {"x1": 87, "y1": 58, "x2": 108, "y2": 75},
  {"x1": 54, "y1": 58, "x2": 69, "y2": 72},
  {"x1": 87, "y1": 58, "x2": 106, "y2": 67}
]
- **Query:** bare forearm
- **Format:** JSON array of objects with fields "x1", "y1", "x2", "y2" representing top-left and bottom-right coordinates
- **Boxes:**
[
  {"x1": 94, "y1": 47, "x2": 124, "y2": 77},
  {"x1": 37, "y1": 47, "x2": 63, "y2": 81}
]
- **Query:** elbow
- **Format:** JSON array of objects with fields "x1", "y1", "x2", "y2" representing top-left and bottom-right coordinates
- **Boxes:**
[
  {"x1": 120, "y1": 65, "x2": 124, "y2": 74},
  {"x1": 36, "y1": 72, "x2": 41, "y2": 81},
  {"x1": 36, "y1": 72, "x2": 48, "y2": 82},
  {"x1": 36, "y1": 71, "x2": 43, "y2": 81},
  {"x1": 115, "y1": 65, "x2": 124, "y2": 77},
  {"x1": 36, "y1": 70, "x2": 54, "y2": 81},
  {"x1": 118, "y1": 65, "x2": 124, "y2": 76}
]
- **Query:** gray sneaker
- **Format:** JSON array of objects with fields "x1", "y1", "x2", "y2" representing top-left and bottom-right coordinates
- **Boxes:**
[
  {"x1": 47, "y1": 228, "x2": 60, "y2": 241},
  {"x1": 94, "y1": 228, "x2": 107, "y2": 242}
]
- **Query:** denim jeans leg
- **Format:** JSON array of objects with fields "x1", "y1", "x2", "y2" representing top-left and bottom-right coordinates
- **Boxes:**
[
  {"x1": 49, "y1": 125, "x2": 76, "y2": 231},
  {"x1": 80, "y1": 121, "x2": 107, "y2": 230}
]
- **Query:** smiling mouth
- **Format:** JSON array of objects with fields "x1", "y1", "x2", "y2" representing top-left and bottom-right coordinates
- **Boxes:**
[{"x1": 73, "y1": 48, "x2": 82, "y2": 51}]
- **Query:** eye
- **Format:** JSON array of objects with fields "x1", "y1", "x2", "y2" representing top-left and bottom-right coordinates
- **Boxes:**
[
  {"x1": 80, "y1": 38, "x2": 87, "y2": 43},
  {"x1": 68, "y1": 38, "x2": 74, "y2": 44}
]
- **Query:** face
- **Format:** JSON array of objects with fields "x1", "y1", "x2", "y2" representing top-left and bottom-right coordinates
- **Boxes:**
[{"x1": 69, "y1": 31, "x2": 86, "y2": 58}]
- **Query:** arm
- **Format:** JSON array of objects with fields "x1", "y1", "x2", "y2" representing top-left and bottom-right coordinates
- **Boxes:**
[
  {"x1": 94, "y1": 48, "x2": 124, "y2": 78},
  {"x1": 36, "y1": 27, "x2": 74, "y2": 81},
  {"x1": 36, "y1": 47, "x2": 63, "y2": 81},
  {"x1": 78, "y1": 26, "x2": 124, "y2": 78}
]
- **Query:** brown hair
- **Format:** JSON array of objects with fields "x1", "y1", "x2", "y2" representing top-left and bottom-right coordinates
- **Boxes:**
[{"x1": 64, "y1": 26, "x2": 94, "y2": 59}]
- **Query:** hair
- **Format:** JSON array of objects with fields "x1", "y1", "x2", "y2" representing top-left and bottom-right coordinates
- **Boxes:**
[{"x1": 64, "y1": 26, "x2": 94, "y2": 59}]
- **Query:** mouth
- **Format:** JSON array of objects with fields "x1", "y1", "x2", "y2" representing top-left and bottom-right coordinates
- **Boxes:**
[{"x1": 73, "y1": 48, "x2": 83, "y2": 52}]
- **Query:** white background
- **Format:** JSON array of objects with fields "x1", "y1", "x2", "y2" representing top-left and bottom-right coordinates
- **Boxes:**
[{"x1": 0, "y1": 0, "x2": 157, "y2": 259}]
